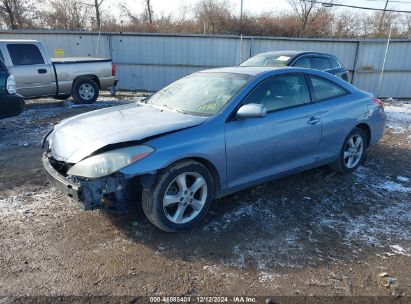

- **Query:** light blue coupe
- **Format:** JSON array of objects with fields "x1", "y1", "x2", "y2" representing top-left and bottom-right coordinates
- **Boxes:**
[{"x1": 43, "y1": 67, "x2": 386, "y2": 232}]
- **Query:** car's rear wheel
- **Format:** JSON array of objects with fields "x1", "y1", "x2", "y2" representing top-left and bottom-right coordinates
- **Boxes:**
[
  {"x1": 330, "y1": 127, "x2": 367, "y2": 173},
  {"x1": 142, "y1": 160, "x2": 213, "y2": 232},
  {"x1": 72, "y1": 78, "x2": 99, "y2": 104}
]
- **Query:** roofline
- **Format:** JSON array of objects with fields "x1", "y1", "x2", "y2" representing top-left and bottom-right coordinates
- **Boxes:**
[
  {"x1": 0, "y1": 29, "x2": 410, "y2": 43},
  {"x1": 0, "y1": 39, "x2": 39, "y2": 42},
  {"x1": 256, "y1": 51, "x2": 338, "y2": 57},
  {"x1": 198, "y1": 66, "x2": 294, "y2": 76}
]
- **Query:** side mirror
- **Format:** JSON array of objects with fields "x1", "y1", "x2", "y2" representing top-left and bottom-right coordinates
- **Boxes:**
[{"x1": 236, "y1": 103, "x2": 267, "y2": 120}]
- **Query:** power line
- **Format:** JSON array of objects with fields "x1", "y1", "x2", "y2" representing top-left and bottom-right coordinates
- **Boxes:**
[{"x1": 303, "y1": 0, "x2": 411, "y2": 13}]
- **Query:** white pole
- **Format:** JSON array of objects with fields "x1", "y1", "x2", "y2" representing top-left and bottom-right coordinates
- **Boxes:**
[
  {"x1": 239, "y1": 34, "x2": 243, "y2": 64},
  {"x1": 95, "y1": 22, "x2": 102, "y2": 56},
  {"x1": 376, "y1": 24, "x2": 392, "y2": 97}
]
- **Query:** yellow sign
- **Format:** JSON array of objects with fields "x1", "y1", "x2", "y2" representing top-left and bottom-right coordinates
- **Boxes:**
[{"x1": 54, "y1": 48, "x2": 64, "y2": 57}]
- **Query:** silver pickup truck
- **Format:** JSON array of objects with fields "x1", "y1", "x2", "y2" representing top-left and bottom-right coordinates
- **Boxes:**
[{"x1": 0, "y1": 39, "x2": 117, "y2": 104}]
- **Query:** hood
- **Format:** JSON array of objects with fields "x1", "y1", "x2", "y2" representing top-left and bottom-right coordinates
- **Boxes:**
[{"x1": 49, "y1": 103, "x2": 207, "y2": 163}]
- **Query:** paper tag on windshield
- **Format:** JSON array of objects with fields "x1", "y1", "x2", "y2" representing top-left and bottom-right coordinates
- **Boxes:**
[{"x1": 276, "y1": 56, "x2": 290, "y2": 61}]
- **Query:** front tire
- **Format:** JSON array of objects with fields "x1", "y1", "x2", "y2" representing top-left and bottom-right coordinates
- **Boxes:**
[
  {"x1": 142, "y1": 160, "x2": 213, "y2": 232},
  {"x1": 330, "y1": 127, "x2": 367, "y2": 173},
  {"x1": 72, "y1": 78, "x2": 99, "y2": 104}
]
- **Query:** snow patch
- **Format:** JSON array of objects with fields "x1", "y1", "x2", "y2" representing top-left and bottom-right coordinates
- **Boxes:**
[
  {"x1": 0, "y1": 188, "x2": 76, "y2": 218},
  {"x1": 397, "y1": 176, "x2": 410, "y2": 183},
  {"x1": 384, "y1": 102, "x2": 411, "y2": 135},
  {"x1": 258, "y1": 271, "x2": 280, "y2": 284},
  {"x1": 203, "y1": 199, "x2": 277, "y2": 232},
  {"x1": 390, "y1": 244, "x2": 410, "y2": 256},
  {"x1": 373, "y1": 181, "x2": 411, "y2": 193}
]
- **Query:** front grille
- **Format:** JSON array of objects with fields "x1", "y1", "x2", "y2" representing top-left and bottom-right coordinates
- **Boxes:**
[{"x1": 48, "y1": 156, "x2": 73, "y2": 176}]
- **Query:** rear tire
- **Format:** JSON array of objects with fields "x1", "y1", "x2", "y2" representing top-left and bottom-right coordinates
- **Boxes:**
[
  {"x1": 72, "y1": 78, "x2": 99, "y2": 104},
  {"x1": 330, "y1": 127, "x2": 368, "y2": 173},
  {"x1": 142, "y1": 160, "x2": 213, "y2": 232}
]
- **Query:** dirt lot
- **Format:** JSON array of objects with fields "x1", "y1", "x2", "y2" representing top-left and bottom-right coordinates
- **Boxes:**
[{"x1": 0, "y1": 93, "x2": 410, "y2": 301}]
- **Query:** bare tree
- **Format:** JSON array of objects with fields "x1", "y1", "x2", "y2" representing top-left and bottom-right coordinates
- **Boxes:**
[
  {"x1": 93, "y1": 0, "x2": 104, "y2": 30},
  {"x1": 401, "y1": 14, "x2": 411, "y2": 38},
  {"x1": 287, "y1": 0, "x2": 325, "y2": 36},
  {"x1": 144, "y1": 0, "x2": 153, "y2": 24},
  {"x1": 40, "y1": 0, "x2": 90, "y2": 30},
  {"x1": 194, "y1": 0, "x2": 231, "y2": 34},
  {"x1": 76, "y1": 0, "x2": 104, "y2": 30},
  {"x1": 0, "y1": 0, "x2": 37, "y2": 29}
]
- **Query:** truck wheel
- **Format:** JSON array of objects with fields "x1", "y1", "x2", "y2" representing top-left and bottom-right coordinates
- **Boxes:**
[
  {"x1": 142, "y1": 160, "x2": 213, "y2": 232},
  {"x1": 72, "y1": 78, "x2": 99, "y2": 104}
]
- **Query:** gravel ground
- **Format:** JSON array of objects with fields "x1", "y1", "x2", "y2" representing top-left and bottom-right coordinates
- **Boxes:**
[{"x1": 0, "y1": 94, "x2": 410, "y2": 301}]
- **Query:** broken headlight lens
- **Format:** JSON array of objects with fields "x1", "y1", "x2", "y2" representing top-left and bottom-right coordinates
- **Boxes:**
[{"x1": 67, "y1": 145, "x2": 154, "y2": 178}]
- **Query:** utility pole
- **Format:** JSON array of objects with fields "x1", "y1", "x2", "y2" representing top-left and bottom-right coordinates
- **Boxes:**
[{"x1": 378, "y1": 0, "x2": 389, "y2": 35}]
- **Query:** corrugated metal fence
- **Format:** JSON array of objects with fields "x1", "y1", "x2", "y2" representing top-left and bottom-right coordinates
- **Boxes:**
[{"x1": 0, "y1": 30, "x2": 410, "y2": 97}]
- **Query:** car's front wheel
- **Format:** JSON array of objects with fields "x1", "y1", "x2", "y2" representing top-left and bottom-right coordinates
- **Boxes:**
[
  {"x1": 142, "y1": 160, "x2": 213, "y2": 232},
  {"x1": 330, "y1": 127, "x2": 367, "y2": 173}
]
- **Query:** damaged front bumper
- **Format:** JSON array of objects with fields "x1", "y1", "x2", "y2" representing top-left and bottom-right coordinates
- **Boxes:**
[{"x1": 42, "y1": 154, "x2": 130, "y2": 212}]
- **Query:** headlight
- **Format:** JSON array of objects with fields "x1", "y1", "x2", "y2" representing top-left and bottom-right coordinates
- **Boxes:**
[{"x1": 67, "y1": 145, "x2": 154, "y2": 178}]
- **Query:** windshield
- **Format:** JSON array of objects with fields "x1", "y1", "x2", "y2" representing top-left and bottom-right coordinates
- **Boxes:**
[
  {"x1": 240, "y1": 54, "x2": 291, "y2": 67},
  {"x1": 147, "y1": 72, "x2": 251, "y2": 116}
]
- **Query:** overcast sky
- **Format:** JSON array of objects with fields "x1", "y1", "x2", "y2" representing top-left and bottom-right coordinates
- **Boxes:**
[{"x1": 103, "y1": 0, "x2": 411, "y2": 19}]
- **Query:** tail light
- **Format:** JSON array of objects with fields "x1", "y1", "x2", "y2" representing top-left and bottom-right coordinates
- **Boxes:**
[
  {"x1": 373, "y1": 97, "x2": 384, "y2": 108},
  {"x1": 111, "y1": 63, "x2": 116, "y2": 77},
  {"x1": 6, "y1": 75, "x2": 16, "y2": 94}
]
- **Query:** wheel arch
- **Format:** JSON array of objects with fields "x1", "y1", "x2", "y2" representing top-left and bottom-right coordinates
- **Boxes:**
[
  {"x1": 150, "y1": 157, "x2": 221, "y2": 198},
  {"x1": 355, "y1": 123, "x2": 371, "y2": 148},
  {"x1": 72, "y1": 75, "x2": 101, "y2": 89}
]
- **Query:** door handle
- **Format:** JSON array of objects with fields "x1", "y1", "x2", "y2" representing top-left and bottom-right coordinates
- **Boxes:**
[
  {"x1": 307, "y1": 117, "x2": 320, "y2": 125},
  {"x1": 38, "y1": 69, "x2": 47, "y2": 74}
]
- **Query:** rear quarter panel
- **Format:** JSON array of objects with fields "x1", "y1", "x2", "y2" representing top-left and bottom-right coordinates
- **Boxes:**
[
  {"x1": 315, "y1": 91, "x2": 385, "y2": 162},
  {"x1": 53, "y1": 60, "x2": 115, "y2": 94}
]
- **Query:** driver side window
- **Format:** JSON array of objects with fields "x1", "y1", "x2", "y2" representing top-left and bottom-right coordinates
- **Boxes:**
[{"x1": 243, "y1": 74, "x2": 311, "y2": 112}]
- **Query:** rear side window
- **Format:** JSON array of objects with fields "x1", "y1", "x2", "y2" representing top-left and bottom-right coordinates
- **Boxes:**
[
  {"x1": 312, "y1": 57, "x2": 331, "y2": 70},
  {"x1": 329, "y1": 57, "x2": 341, "y2": 69},
  {"x1": 293, "y1": 57, "x2": 311, "y2": 68},
  {"x1": 0, "y1": 49, "x2": 4, "y2": 63},
  {"x1": 7, "y1": 44, "x2": 45, "y2": 66},
  {"x1": 310, "y1": 76, "x2": 348, "y2": 101}
]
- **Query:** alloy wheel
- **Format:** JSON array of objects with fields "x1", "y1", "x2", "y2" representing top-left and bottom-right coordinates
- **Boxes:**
[
  {"x1": 344, "y1": 134, "x2": 364, "y2": 168},
  {"x1": 163, "y1": 172, "x2": 208, "y2": 224}
]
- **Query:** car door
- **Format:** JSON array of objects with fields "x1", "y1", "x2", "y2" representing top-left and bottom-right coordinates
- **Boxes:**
[
  {"x1": 5, "y1": 43, "x2": 54, "y2": 97},
  {"x1": 225, "y1": 74, "x2": 322, "y2": 189},
  {"x1": 307, "y1": 75, "x2": 352, "y2": 161}
]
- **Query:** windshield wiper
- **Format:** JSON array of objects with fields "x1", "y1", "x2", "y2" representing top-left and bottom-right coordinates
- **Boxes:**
[{"x1": 161, "y1": 104, "x2": 187, "y2": 114}]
